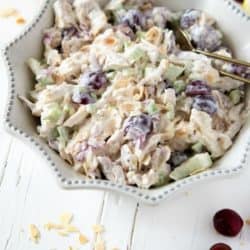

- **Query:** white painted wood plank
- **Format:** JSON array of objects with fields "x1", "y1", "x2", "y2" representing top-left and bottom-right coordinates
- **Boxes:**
[
  {"x1": 132, "y1": 155, "x2": 250, "y2": 250},
  {"x1": 100, "y1": 193, "x2": 138, "y2": 250},
  {"x1": 0, "y1": 140, "x2": 105, "y2": 250}
]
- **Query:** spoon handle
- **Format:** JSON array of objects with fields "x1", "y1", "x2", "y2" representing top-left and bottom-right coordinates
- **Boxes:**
[
  {"x1": 195, "y1": 49, "x2": 250, "y2": 67},
  {"x1": 219, "y1": 70, "x2": 250, "y2": 84}
]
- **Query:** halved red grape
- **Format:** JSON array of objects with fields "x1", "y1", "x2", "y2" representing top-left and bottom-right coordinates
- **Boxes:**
[
  {"x1": 192, "y1": 95, "x2": 217, "y2": 115},
  {"x1": 210, "y1": 243, "x2": 232, "y2": 250},
  {"x1": 230, "y1": 64, "x2": 250, "y2": 79},
  {"x1": 72, "y1": 90, "x2": 95, "y2": 105},
  {"x1": 80, "y1": 70, "x2": 108, "y2": 90},
  {"x1": 190, "y1": 25, "x2": 222, "y2": 52},
  {"x1": 121, "y1": 9, "x2": 145, "y2": 32},
  {"x1": 116, "y1": 24, "x2": 135, "y2": 40},
  {"x1": 62, "y1": 26, "x2": 78, "y2": 38},
  {"x1": 213, "y1": 209, "x2": 244, "y2": 237},
  {"x1": 186, "y1": 80, "x2": 211, "y2": 96},
  {"x1": 180, "y1": 9, "x2": 201, "y2": 29},
  {"x1": 124, "y1": 114, "x2": 153, "y2": 144}
]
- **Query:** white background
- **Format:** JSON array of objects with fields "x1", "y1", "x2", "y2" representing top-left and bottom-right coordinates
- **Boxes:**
[{"x1": 0, "y1": 1, "x2": 250, "y2": 250}]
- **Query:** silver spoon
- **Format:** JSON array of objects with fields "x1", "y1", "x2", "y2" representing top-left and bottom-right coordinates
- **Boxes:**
[{"x1": 168, "y1": 21, "x2": 250, "y2": 84}]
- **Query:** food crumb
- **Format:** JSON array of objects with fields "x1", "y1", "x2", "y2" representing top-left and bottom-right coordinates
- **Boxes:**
[
  {"x1": 79, "y1": 233, "x2": 89, "y2": 245},
  {"x1": 44, "y1": 222, "x2": 64, "y2": 231},
  {"x1": 65, "y1": 225, "x2": 79, "y2": 233},
  {"x1": 0, "y1": 8, "x2": 18, "y2": 18},
  {"x1": 29, "y1": 224, "x2": 40, "y2": 243},
  {"x1": 94, "y1": 236, "x2": 105, "y2": 250},
  {"x1": 60, "y1": 212, "x2": 73, "y2": 225},
  {"x1": 92, "y1": 224, "x2": 104, "y2": 234},
  {"x1": 246, "y1": 218, "x2": 250, "y2": 225},
  {"x1": 56, "y1": 230, "x2": 69, "y2": 237},
  {"x1": 240, "y1": 241, "x2": 245, "y2": 246},
  {"x1": 16, "y1": 16, "x2": 26, "y2": 25}
]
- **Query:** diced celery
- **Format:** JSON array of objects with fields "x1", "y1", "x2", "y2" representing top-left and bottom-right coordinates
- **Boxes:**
[
  {"x1": 39, "y1": 76, "x2": 54, "y2": 86},
  {"x1": 127, "y1": 47, "x2": 147, "y2": 63},
  {"x1": 192, "y1": 142, "x2": 203, "y2": 153},
  {"x1": 144, "y1": 67, "x2": 155, "y2": 78},
  {"x1": 44, "y1": 103, "x2": 62, "y2": 123},
  {"x1": 63, "y1": 104, "x2": 75, "y2": 116},
  {"x1": 229, "y1": 89, "x2": 242, "y2": 105},
  {"x1": 154, "y1": 173, "x2": 170, "y2": 187},
  {"x1": 166, "y1": 104, "x2": 175, "y2": 121},
  {"x1": 170, "y1": 153, "x2": 213, "y2": 180},
  {"x1": 106, "y1": 71, "x2": 116, "y2": 80},
  {"x1": 173, "y1": 80, "x2": 186, "y2": 94},
  {"x1": 136, "y1": 31, "x2": 146, "y2": 40},
  {"x1": 122, "y1": 68, "x2": 135, "y2": 77},
  {"x1": 86, "y1": 104, "x2": 97, "y2": 114},
  {"x1": 57, "y1": 126, "x2": 69, "y2": 147},
  {"x1": 27, "y1": 58, "x2": 43, "y2": 76},
  {"x1": 165, "y1": 64, "x2": 185, "y2": 82},
  {"x1": 146, "y1": 100, "x2": 158, "y2": 114}
]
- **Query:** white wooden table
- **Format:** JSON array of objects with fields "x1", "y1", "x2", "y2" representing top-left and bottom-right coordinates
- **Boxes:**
[{"x1": 0, "y1": 1, "x2": 250, "y2": 250}]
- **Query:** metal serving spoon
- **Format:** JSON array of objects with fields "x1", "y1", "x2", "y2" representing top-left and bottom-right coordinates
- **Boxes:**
[{"x1": 167, "y1": 21, "x2": 250, "y2": 84}]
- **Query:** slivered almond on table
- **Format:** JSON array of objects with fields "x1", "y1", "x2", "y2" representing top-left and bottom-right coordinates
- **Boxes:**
[
  {"x1": 29, "y1": 224, "x2": 40, "y2": 243},
  {"x1": 0, "y1": 7, "x2": 26, "y2": 25}
]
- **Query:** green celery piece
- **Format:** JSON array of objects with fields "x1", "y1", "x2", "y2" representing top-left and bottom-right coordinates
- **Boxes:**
[
  {"x1": 146, "y1": 101, "x2": 158, "y2": 114},
  {"x1": 192, "y1": 142, "x2": 203, "y2": 153},
  {"x1": 27, "y1": 58, "x2": 43, "y2": 76},
  {"x1": 165, "y1": 64, "x2": 185, "y2": 82},
  {"x1": 128, "y1": 47, "x2": 146, "y2": 63},
  {"x1": 154, "y1": 173, "x2": 171, "y2": 187},
  {"x1": 57, "y1": 126, "x2": 69, "y2": 146},
  {"x1": 170, "y1": 153, "x2": 213, "y2": 180},
  {"x1": 229, "y1": 89, "x2": 242, "y2": 105},
  {"x1": 44, "y1": 103, "x2": 62, "y2": 123},
  {"x1": 173, "y1": 80, "x2": 186, "y2": 94}
]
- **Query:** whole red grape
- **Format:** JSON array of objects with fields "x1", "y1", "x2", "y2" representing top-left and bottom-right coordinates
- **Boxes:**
[{"x1": 213, "y1": 209, "x2": 244, "y2": 237}]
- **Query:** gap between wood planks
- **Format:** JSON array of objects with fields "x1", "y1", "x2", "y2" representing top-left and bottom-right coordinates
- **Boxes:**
[
  {"x1": 128, "y1": 203, "x2": 139, "y2": 250},
  {"x1": 0, "y1": 138, "x2": 13, "y2": 188},
  {"x1": 98, "y1": 192, "x2": 140, "y2": 250}
]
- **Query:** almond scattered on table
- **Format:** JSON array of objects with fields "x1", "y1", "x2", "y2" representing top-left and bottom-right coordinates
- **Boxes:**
[
  {"x1": 16, "y1": 16, "x2": 26, "y2": 25},
  {"x1": 44, "y1": 222, "x2": 64, "y2": 231},
  {"x1": 29, "y1": 224, "x2": 40, "y2": 243},
  {"x1": 246, "y1": 218, "x2": 250, "y2": 225},
  {"x1": 0, "y1": 8, "x2": 18, "y2": 18},
  {"x1": 0, "y1": 7, "x2": 26, "y2": 25},
  {"x1": 79, "y1": 233, "x2": 89, "y2": 245},
  {"x1": 94, "y1": 235, "x2": 105, "y2": 250},
  {"x1": 60, "y1": 212, "x2": 73, "y2": 225},
  {"x1": 92, "y1": 224, "x2": 105, "y2": 234}
]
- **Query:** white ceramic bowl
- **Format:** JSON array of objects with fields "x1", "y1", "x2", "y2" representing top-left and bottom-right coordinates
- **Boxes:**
[{"x1": 2, "y1": 0, "x2": 250, "y2": 205}]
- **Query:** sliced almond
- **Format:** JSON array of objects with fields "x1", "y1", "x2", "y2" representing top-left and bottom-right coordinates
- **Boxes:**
[
  {"x1": 145, "y1": 26, "x2": 163, "y2": 45},
  {"x1": 92, "y1": 224, "x2": 104, "y2": 234},
  {"x1": 16, "y1": 16, "x2": 26, "y2": 25},
  {"x1": 29, "y1": 224, "x2": 40, "y2": 243},
  {"x1": 44, "y1": 222, "x2": 64, "y2": 231},
  {"x1": 56, "y1": 230, "x2": 69, "y2": 237},
  {"x1": 94, "y1": 236, "x2": 105, "y2": 250},
  {"x1": 0, "y1": 8, "x2": 18, "y2": 18},
  {"x1": 65, "y1": 225, "x2": 79, "y2": 233},
  {"x1": 60, "y1": 212, "x2": 73, "y2": 225},
  {"x1": 79, "y1": 233, "x2": 89, "y2": 245}
]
